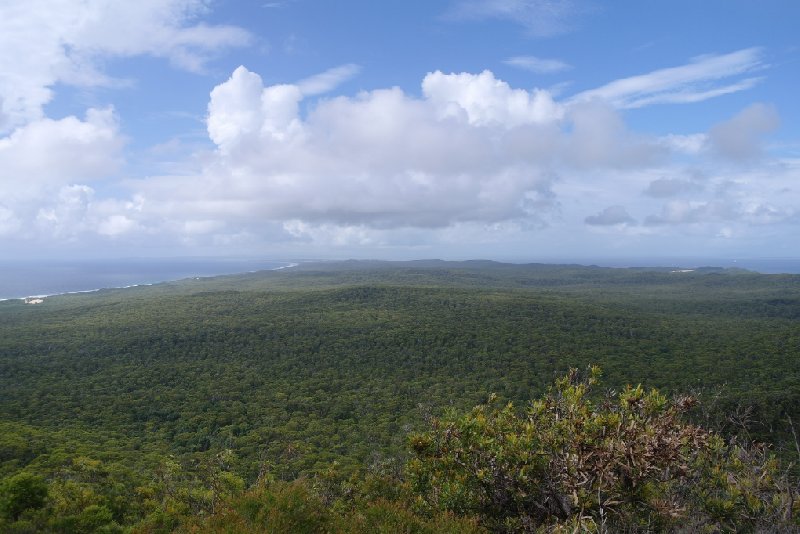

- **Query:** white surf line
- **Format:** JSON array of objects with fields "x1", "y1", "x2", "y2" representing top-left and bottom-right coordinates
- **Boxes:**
[
  {"x1": 16, "y1": 284, "x2": 158, "y2": 302},
  {"x1": 1, "y1": 261, "x2": 299, "y2": 302},
  {"x1": 272, "y1": 262, "x2": 299, "y2": 270}
]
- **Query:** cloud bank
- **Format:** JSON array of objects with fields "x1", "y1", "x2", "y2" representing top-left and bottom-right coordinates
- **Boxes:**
[
  {"x1": 128, "y1": 62, "x2": 732, "y2": 250},
  {"x1": 0, "y1": 27, "x2": 794, "y2": 257},
  {"x1": 149, "y1": 67, "x2": 569, "y2": 233},
  {"x1": 0, "y1": 0, "x2": 249, "y2": 248},
  {"x1": 0, "y1": 0, "x2": 251, "y2": 132},
  {"x1": 115, "y1": 57, "x2": 791, "y2": 252}
]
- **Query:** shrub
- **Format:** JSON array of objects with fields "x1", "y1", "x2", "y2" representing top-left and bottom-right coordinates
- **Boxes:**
[
  {"x1": 0, "y1": 472, "x2": 48, "y2": 521},
  {"x1": 408, "y1": 367, "x2": 798, "y2": 532}
]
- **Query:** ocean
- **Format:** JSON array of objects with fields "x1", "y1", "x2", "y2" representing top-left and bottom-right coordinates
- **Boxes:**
[
  {"x1": 576, "y1": 258, "x2": 800, "y2": 274},
  {"x1": 0, "y1": 258, "x2": 293, "y2": 300}
]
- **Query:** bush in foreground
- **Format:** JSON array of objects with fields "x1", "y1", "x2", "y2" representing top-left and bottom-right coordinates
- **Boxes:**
[{"x1": 408, "y1": 367, "x2": 798, "y2": 532}]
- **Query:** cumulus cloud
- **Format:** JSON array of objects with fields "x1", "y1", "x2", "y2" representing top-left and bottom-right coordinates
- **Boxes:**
[
  {"x1": 645, "y1": 195, "x2": 792, "y2": 227},
  {"x1": 565, "y1": 100, "x2": 663, "y2": 168},
  {"x1": 130, "y1": 67, "x2": 595, "y2": 235},
  {"x1": 709, "y1": 103, "x2": 779, "y2": 161},
  {"x1": 2, "y1": 43, "x2": 792, "y2": 255},
  {"x1": 19, "y1": 184, "x2": 149, "y2": 243},
  {"x1": 97, "y1": 214, "x2": 141, "y2": 237},
  {"x1": 447, "y1": 0, "x2": 583, "y2": 37},
  {"x1": 585, "y1": 205, "x2": 635, "y2": 226},
  {"x1": 130, "y1": 63, "x2": 795, "y2": 249},
  {"x1": 645, "y1": 200, "x2": 736, "y2": 226},
  {"x1": 0, "y1": 108, "x2": 122, "y2": 201},
  {"x1": 504, "y1": 55, "x2": 572, "y2": 73},
  {"x1": 0, "y1": 1, "x2": 260, "y2": 248},
  {"x1": 571, "y1": 48, "x2": 764, "y2": 109},
  {"x1": 207, "y1": 66, "x2": 303, "y2": 152},
  {"x1": 0, "y1": 0, "x2": 251, "y2": 131},
  {"x1": 0, "y1": 107, "x2": 127, "y2": 241},
  {"x1": 35, "y1": 185, "x2": 95, "y2": 239},
  {"x1": 422, "y1": 70, "x2": 564, "y2": 126}
]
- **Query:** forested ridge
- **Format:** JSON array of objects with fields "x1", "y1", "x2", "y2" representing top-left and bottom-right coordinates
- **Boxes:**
[{"x1": 1, "y1": 260, "x2": 799, "y2": 532}]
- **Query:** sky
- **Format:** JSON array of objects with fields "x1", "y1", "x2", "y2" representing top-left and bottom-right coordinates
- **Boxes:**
[{"x1": 0, "y1": 0, "x2": 798, "y2": 262}]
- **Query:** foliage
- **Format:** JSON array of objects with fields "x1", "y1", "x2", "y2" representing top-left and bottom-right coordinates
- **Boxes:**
[
  {"x1": 178, "y1": 477, "x2": 484, "y2": 534},
  {"x1": 0, "y1": 472, "x2": 48, "y2": 521},
  {"x1": 0, "y1": 260, "x2": 798, "y2": 531},
  {"x1": 408, "y1": 367, "x2": 798, "y2": 532}
]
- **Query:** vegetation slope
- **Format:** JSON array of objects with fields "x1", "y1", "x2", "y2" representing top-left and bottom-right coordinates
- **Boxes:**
[{"x1": 0, "y1": 260, "x2": 798, "y2": 531}]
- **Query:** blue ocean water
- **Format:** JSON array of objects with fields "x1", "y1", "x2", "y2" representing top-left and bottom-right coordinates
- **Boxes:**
[
  {"x1": 0, "y1": 258, "x2": 293, "y2": 300},
  {"x1": 713, "y1": 258, "x2": 800, "y2": 274},
  {"x1": 579, "y1": 258, "x2": 800, "y2": 274}
]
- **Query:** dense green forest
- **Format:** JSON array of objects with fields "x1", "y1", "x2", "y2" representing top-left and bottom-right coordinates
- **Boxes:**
[{"x1": 1, "y1": 260, "x2": 799, "y2": 531}]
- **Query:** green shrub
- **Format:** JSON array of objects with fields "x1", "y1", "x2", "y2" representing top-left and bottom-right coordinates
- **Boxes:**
[
  {"x1": 0, "y1": 472, "x2": 48, "y2": 521},
  {"x1": 408, "y1": 367, "x2": 797, "y2": 532}
]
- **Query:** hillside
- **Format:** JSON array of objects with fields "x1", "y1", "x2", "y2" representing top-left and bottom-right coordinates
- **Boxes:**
[{"x1": 1, "y1": 260, "x2": 799, "y2": 530}]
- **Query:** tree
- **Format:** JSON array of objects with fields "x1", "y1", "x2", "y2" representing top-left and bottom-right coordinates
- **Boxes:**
[{"x1": 0, "y1": 472, "x2": 48, "y2": 521}]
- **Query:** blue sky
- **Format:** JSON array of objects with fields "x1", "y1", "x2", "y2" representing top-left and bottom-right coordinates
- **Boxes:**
[{"x1": 1, "y1": 1, "x2": 798, "y2": 261}]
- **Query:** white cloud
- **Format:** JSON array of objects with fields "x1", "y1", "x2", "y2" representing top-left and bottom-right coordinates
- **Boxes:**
[
  {"x1": 129, "y1": 67, "x2": 580, "y2": 236},
  {"x1": 504, "y1": 55, "x2": 571, "y2": 73},
  {"x1": 0, "y1": 108, "x2": 122, "y2": 201},
  {"x1": 659, "y1": 134, "x2": 708, "y2": 155},
  {"x1": 97, "y1": 214, "x2": 140, "y2": 237},
  {"x1": 0, "y1": 1, "x2": 255, "y2": 247},
  {"x1": 643, "y1": 162, "x2": 798, "y2": 228},
  {"x1": 0, "y1": 204, "x2": 21, "y2": 236},
  {"x1": 181, "y1": 219, "x2": 226, "y2": 235},
  {"x1": 283, "y1": 220, "x2": 377, "y2": 246},
  {"x1": 1, "y1": 45, "x2": 794, "y2": 257},
  {"x1": 0, "y1": 0, "x2": 251, "y2": 131},
  {"x1": 0, "y1": 107, "x2": 127, "y2": 242},
  {"x1": 422, "y1": 70, "x2": 564, "y2": 126},
  {"x1": 35, "y1": 185, "x2": 95, "y2": 239},
  {"x1": 128, "y1": 66, "x2": 780, "y2": 248},
  {"x1": 643, "y1": 177, "x2": 702, "y2": 198},
  {"x1": 709, "y1": 103, "x2": 780, "y2": 161},
  {"x1": 297, "y1": 64, "x2": 361, "y2": 96},
  {"x1": 585, "y1": 205, "x2": 635, "y2": 226},
  {"x1": 644, "y1": 199, "x2": 742, "y2": 226},
  {"x1": 447, "y1": 0, "x2": 583, "y2": 37},
  {"x1": 570, "y1": 48, "x2": 765, "y2": 109},
  {"x1": 207, "y1": 66, "x2": 304, "y2": 152},
  {"x1": 565, "y1": 100, "x2": 663, "y2": 168}
]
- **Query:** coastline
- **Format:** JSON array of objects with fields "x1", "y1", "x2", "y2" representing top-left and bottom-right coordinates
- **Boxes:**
[
  {"x1": 3, "y1": 257, "x2": 799, "y2": 303},
  {"x1": 0, "y1": 261, "x2": 299, "y2": 303}
]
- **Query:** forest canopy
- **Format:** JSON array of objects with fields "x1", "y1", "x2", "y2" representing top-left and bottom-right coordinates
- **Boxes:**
[{"x1": 1, "y1": 260, "x2": 798, "y2": 531}]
